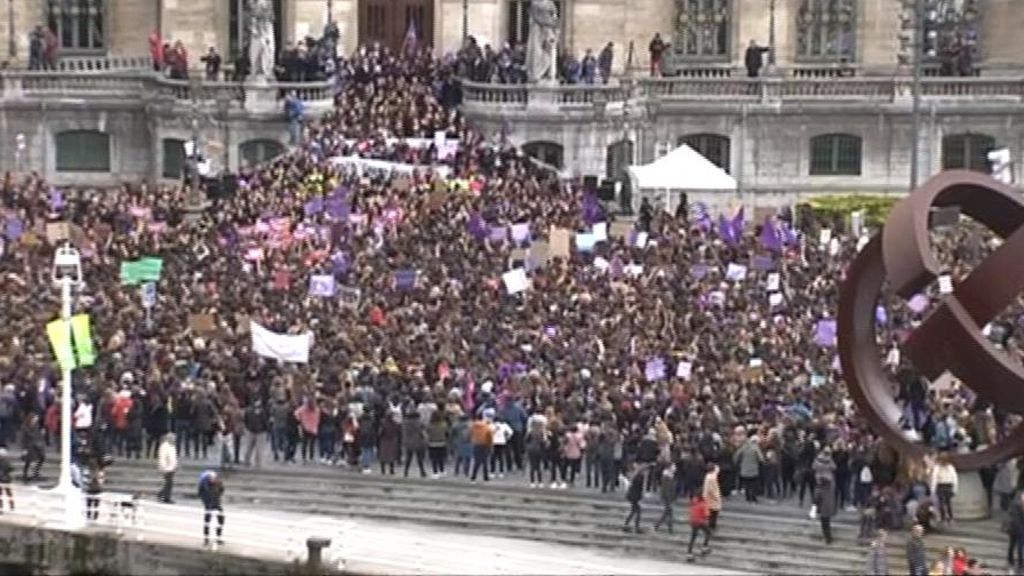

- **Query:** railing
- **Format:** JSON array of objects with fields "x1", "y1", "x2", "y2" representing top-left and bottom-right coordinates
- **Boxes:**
[
  {"x1": 18, "y1": 73, "x2": 148, "y2": 98},
  {"x1": 462, "y1": 82, "x2": 529, "y2": 105},
  {"x1": 20, "y1": 486, "x2": 346, "y2": 569},
  {"x1": 55, "y1": 55, "x2": 154, "y2": 73}
]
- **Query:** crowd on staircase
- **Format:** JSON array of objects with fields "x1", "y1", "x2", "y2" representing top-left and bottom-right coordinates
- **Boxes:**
[{"x1": 0, "y1": 41, "x2": 1018, "y2": 573}]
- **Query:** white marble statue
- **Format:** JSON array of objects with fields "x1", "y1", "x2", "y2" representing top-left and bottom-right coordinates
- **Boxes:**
[
  {"x1": 526, "y1": 0, "x2": 559, "y2": 83},
  {"x1": 248, "y1": 0, "x2": 276, "y2": 80}
]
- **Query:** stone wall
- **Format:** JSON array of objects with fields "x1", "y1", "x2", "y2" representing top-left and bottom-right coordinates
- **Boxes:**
[{"x1": 0, "y1": 520, "x2": 308, "y2": 576}]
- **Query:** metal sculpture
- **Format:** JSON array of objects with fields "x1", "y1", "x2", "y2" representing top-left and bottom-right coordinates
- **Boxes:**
[{"x1": 838, "y1": 170, "x2": 1024, "y2": 470}]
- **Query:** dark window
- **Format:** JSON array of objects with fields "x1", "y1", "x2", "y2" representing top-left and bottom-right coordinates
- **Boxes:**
[
  {"x1": 606, "y1": 139, "x2": 634, "y2": 181},
  {"x1": 942, "y1": 133, "x2": 995, "y2": 172},
  {"x1": 229, "y1": 0, "x2": 283, "y2": 63},
  {"x1": 522, "y1": 141, "x2": 564, "y2": 170},
  {"x1": 359, "y1": 0, "x2": 434, "y2": 53},
  {"x1": 56, "y1": 130, "x2": 110, "y2": 172},
  {"x1": 508, "y1": 0, "x2": 564, "y2": 47},
  {"x1": 671, "y1": 0, "x2": 730, "y2": 61},
  {"x1": 162, "y1": 139, "x2": 187, "y2": 179},
  {"x1": 795, "y1": 0, "x2": 857, "y2": 62},
  {"x1": 239, "y1": 139, "x2": 285, "y2": 167},
  {"x1": 809, "y1": 133, "x2": 861, "y2": 176},
  {"x1": 679, "y1": 133, "x2": 731, "y2": 173},
  {"x1": 47, "y1": 0, "x2": 104, "y2": 51}
]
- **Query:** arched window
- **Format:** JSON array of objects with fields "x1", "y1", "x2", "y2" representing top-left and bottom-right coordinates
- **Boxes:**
[
  {"x1": 942, "y1": 133, "x2": 995, "y2": 172},
  {"x1": 522, "y1": 141, "x2": 564, "y2": 170},
  {"x1": 239, "y1": 139, "x2": 286, "y2": 167},
  {"x1": 162, "y1": 139, "x2": 186, "y2": 179},
  {"x1": 671, "y1": 0, "x2": 731, "y2": 61},
  {"x1": 809, "y1": 133, "x2": 861, "y2": 176},
  {"x1": 795, "y1": 0, "x2": 857, "y2": 62},
  {"x1": 55, "y1": 130, "x2": 110, "y2": 172},
  {"x1": 507, "y1": 0, "x2": 565, "y2": 48},
  {"x1": 678, "y1": 133, "x2": 731, "y2": 173},
  {"x1": 46, "y1": 0, "x2": 105, "y2": 51}
]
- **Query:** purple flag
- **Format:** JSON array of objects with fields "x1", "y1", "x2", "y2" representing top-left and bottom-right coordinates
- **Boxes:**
[
  {"x1": 304, "y1": 198, "x2": 324, "y2": 217},
  {"x1": 907, "y1": 294, "x2": 929, "y2": 314},
  {"x1": 814, "y1": 319, "x2": 838, "y2": 347},
  {"x1": 309, "y1": 274, "x2": 336, "y2": 297},
  {"x1": 4, "y1": 217, "x2": 23, "y2": 241},
  {"x1": 731, "y1": 207, "x2": 746, "y2": 238},
  {"x1": 644, "y1": 357, "x2": 667, "y2": 382},
  {"x1": 760, "y1": 216, "x2": 782, "y2": 252},
  {"x1": 780, "y1": 220, "x2": 799, "y2": 246},
  {"x1": 394, "y1": 269, "x2": 417, "y2": 290},
  {"x1": 581, "y1": 192, "x2": 604, "y2": 226},
  {"x1": 718, "y1": 214, "x2": 737, "y2": 246},
  {"x1": 543, "y1": 325, "x2": 558, "y2": 337},
  {"x1": 402, "y1": 20, "x2": 419, "y2": 55},
  {"x1": 325, "y1": 196, "x2": 350, "y2": 221},
  {"x1": 50, "y1": 190, "x2": 64, "y2": 212},
  {"x1": 331, "y1": 251, "x2": 350, "y2": 276},
  {"x1": 468, "y1": 213, "x2": 488, "y2": 241}
]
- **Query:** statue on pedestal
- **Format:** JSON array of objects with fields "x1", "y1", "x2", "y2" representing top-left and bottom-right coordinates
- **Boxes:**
[
  {"x1": 526, "y1": 0, "x2": 559, "y2": 83},
  {"x1": 248, "y1": 0, "x2": 276, "y2": 81}
]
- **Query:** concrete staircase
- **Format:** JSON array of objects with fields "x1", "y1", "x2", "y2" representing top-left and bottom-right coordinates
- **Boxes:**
[{"x1": 33, "y1": 459, "x2": 1009, "y2": 575}]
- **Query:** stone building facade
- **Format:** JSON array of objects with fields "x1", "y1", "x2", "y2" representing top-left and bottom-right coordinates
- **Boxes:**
[{"x1": 1, "y1": 1, "x2": 1022, "y2": 74}]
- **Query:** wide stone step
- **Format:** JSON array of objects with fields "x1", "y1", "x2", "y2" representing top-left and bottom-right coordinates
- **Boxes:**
[{"x1": 34, "y1": 459, "x2": 1008, "y2": 574}]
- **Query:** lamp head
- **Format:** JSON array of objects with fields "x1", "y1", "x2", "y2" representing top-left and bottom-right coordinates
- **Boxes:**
[{"x1": 52, "y1": 244, "x2": 83, "y2": 286}]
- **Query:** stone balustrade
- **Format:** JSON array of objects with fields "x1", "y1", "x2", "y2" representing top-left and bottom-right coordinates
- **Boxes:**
[
  {"x1": 0, "y1": 71, "x2": 335, "y2": 114},
  {"x1": 460, "y1": 75, "x2": 1024, "y2": 113},
  {"x1": 54, "y1": 55, "x2": 154, "y2": 73}
]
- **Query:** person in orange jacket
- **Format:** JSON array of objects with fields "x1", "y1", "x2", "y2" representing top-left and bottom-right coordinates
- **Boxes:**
[
  {"x1": 686, "y1": 494, "x2": 712, "y2": 562},
  {"x1": 469, "y1": 413, "x2": 493, "y2": 482}
]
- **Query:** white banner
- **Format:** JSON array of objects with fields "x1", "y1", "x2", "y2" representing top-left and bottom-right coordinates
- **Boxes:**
[
  {"x1": 251, "y1": 321, "x2": 313, "y2": 364},
  {"x1": 329, "y1": 155, "x2": 451, "y2": 179}
]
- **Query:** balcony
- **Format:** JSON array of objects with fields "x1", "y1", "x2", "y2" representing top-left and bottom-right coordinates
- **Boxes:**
[
  {"x1": 0, "y1": 70, "x2": 336, "y2": 115},
  {"x1": 460, "y1": 75, "x2": 1024, "y2": 117}
]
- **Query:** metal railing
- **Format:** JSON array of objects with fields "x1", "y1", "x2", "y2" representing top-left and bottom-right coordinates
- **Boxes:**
[{"x1": 18, "y1": 486, "x2": 346, "y2": 570}]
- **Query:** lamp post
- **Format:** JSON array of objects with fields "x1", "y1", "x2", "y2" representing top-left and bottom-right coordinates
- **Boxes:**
[
  {"x1": 462, "y1": 0, "x2": 469, "y2": 43},
  {"x1": 910, "y1": 0, "x2": 925, "y2": 190},
  {"x1": 767, "y1": 0, "x2": 777, "y2": 68},
  {"x1": 7, "y1": 0, "x2": 14, "y2": 59},
  {"x1": 52, "y1": 244, "x2": 84, "y2": 530}
]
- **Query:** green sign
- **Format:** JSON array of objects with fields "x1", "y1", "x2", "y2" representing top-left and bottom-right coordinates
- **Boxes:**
[{"x1": 120, "y1": 257, "x2": 163, "y2": 284}]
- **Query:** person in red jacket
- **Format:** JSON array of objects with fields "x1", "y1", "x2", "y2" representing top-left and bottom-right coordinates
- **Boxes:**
[{"x1": 686, "y1": 495, "x2": 712, "y2": 562}]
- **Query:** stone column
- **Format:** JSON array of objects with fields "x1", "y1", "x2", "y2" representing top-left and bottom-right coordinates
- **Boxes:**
[{"x1": 980, "y1": 0, "x2": 1024, "y2": 75}]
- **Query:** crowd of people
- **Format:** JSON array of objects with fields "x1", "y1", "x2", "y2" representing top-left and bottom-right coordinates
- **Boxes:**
[
  {"x1": 456, "y1": 37, "x2": 615, "y2": 85},
  {"x1": 0, "y1": 39, "x2": 1017, "y2": 572}
]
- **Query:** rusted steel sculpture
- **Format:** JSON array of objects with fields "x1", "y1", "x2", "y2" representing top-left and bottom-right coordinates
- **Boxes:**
[{"x1": 838, "y1": 170, "x2": 1024, "y2": 470}]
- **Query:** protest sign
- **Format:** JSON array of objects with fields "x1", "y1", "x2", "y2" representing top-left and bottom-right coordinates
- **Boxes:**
[
  {"x1": 502, "y1": 268, "x2": 530, "y2": 295},
  {"x1": 550, "y1": 228, "x2": 571, "y2": 258},
  {"x1": 46, "y1": 222, "x2": 70, "y2": 243}
]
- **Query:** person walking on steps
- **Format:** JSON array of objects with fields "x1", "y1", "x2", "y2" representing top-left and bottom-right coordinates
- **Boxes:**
[
  {"x1": 198, "y1": 470, "x2": 225, "y2": 549},
  {"x1": 906, "y1": 524, "x2": 928, "y2": 576},
  {"x1": 703, "y1": 463, "x2": 722, "y2": 531},
  {"x1": 654, "y1": 463, "x2": 677, "y2": 534},
  {"x1": 20, "y1": 415, "x2": 45, "y2": 483},
  {"x1": 0, "y1": 448, "x2": 14, "y2": 513},
  {"x1": 686, "y1": 494, "x2": 712, "y2": 562},
  {"x1": 813, "y1": 473, "x2": 837, "y2": 545},
  {"x1": 157, "y1": 433, "x2": 178, "y2": 503},
  {"x1": 622, "y1": 463, "x2": 646, "y2": 533}
]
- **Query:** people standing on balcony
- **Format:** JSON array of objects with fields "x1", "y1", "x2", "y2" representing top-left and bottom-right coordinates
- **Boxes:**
[
  {"x1": 745, "y1": 39, "x2": 770, "y2": 78},
  {"x1": 201, "y1": 47, "x2": 222, "y2": 82},
  {"x1": 648, "y1": 33, "x2": 666, "y2": 77},
  {"x1": 42, "y1": 27, "x2": 59, "y2": 71},
  {"x1": 149, "y1": 31, "x2": 164, "y2": 72},
  {"x1": 28, "y1": 27, "x2": 43, "y2": 71},
  {"x1": 597, "y1": 42, "x2": 613, "y2": 84},
  {"x1": 580, "y1": 49, "x2": 597, "y2": 84},
  {"x1": 168, "y1": 41, "x2": 189, "y2": 80}
]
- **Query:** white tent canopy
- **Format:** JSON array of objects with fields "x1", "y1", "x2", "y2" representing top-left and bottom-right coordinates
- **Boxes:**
[{"x1": 627, "y1": 144, "x2": 737, "y2": 191}]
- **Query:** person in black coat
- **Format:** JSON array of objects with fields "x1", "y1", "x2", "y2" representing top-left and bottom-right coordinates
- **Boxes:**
[
  {"x1": 745, "y1": 39, "x2": 770, "y2": 78},
  {"x1": 401, "y1": 412, "x2": 427, "y2": 478},
  {"x1": 198, "y1": 470, "x2": 225, "y2": 548},
  {"x1": 623, "y1": 463, "x2": 648, "y2": 533}
]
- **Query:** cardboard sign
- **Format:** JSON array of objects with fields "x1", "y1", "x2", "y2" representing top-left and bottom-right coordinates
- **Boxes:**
[
  {"x1": 610, "y1": 221, "x2": 633, "y2": 240},
  {"x1": 427, "y1": 189, "x2": 447, "y2": 211},
  {"x1": 188, "y1": 314, "x2": 217, "y2": 334},
  {"x1": 46, "y1": 222, "x2": 70, "y2": 243},
  {"x1": 550, "y1": 227, "x2": 571, "y2": 259}
]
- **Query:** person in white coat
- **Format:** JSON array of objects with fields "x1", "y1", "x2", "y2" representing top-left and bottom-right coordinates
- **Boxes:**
[
  {"x1": 157, "y1": 433, "x2": 179, "y2": 503},
  {"x1": 929, "y1": 456, "x2": 958, "y2": 524}
]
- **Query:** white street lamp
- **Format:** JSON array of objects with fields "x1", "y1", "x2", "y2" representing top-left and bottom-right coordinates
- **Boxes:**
[{"x1": 50, "y1": 243, "x2": 84, "y2": 529}]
